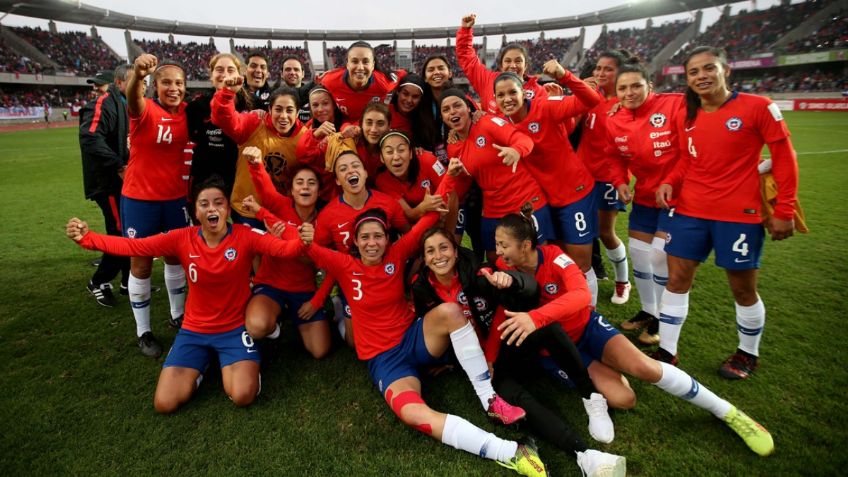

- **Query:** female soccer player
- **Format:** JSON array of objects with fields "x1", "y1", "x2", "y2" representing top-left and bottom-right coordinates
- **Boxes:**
[
  {"x1": 605, "y1": 60, "x2": 685, "y2": 346},
  {"x1": 492, "y1": 66, "x2": 602, "y2": 305},
  {"x1": 493, "y1": 211, "x2": 775, "y2": 457},
  {"x1": 412, "y1": 227, "x2": 626, "y2": 477},
  {"x1": 317, "y1": 41, "x2": 403, "y2": 123},
  {"x1": 374, "y1": 130, "x2": 448, "y2": 223},
  {"x1": 300, "y1": 172, "x2": 547, "y2": 476},
  {"x1": 456, "y1": 13, "x2": 548, "y2": 116},
  {"x1": 417, "y1": 54, "x2": 458, "y2": 161},
  {"x1": 440, "y1": 88, "x2": 552, "y2": 264},
  {"x1": 187, "y1": 53, "x2": 250, "y2": 189},
  {"x1": 355, "y1": 102, "x2": 393, "y2": 181},
  {"x1": 577, "y1": 50, "x2": 634, "y2": 307},
  {"x1": 654, "y1": 46, "x2": 799, "y2": 379},
  {"x1": 210, "y1": 79, "x2": 307, "y2": 227},
  {"x1": 122, "y1": 54, "x2": 190, "y2": 358},
  {"x1": 387, "y1": 73, "x2": 426, "y2": 135},
  {"x1": 66, "y1": 176, "x2": 303, "y2": 413},
  {"x1": 239, "y1": 146, "x2": 330, "y2": 359}
]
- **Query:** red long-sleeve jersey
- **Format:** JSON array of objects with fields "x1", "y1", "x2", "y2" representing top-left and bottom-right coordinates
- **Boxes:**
[
  {"x1": 578, "y1": 94, "x2": 618, "y2": 183},
  {"x1": 294, "y1": 127, "x2": 341, "y2": 202},
  {"x1": 374, "y1": 151, "x2": 446, "y2": 208},
  {"x1": 314, "y1": 189, "x2": 409, "y2": 251}
]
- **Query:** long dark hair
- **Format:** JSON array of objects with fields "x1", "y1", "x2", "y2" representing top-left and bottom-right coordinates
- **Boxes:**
[
  {"x1": 418, "y1": 55, "x2": 456, "y2": 150},
  {"x1": 496, "y1": 43, "x2": 530, "y2": 76},
  {"x1": 683, "y1": 46, "x2": 730, "y2": 127}
]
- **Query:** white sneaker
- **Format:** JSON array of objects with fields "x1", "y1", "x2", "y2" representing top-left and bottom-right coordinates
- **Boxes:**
[
  {"x1": 583, "y1": 393, "x2": 615, "y2": 443},
  {"x1": 610, "y1": 282, "x2": 631, "y2": 305},
  {"x1": 576, "y1": 450, "x2": 626, "y2": 477}
]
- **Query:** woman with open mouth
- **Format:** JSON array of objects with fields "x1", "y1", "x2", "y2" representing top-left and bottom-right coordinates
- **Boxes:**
[{"x1": 66, "y1": 176, "x2": 304, "y2": 414}]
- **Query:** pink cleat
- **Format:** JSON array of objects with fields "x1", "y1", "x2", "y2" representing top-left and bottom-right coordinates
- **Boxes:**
[{"x1": 487, "y1": 395, "x2": 527, "y2": 425}]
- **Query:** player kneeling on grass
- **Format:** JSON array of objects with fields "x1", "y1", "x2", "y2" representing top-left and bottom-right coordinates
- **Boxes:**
[{"x1": 66, "y1": 176, "x2": 304, "y2": 413}]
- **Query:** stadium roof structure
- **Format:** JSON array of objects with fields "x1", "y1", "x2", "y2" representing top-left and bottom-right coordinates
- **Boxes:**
[{"x1": 1, "y1": 0, "x2": 734, "y2": 40}]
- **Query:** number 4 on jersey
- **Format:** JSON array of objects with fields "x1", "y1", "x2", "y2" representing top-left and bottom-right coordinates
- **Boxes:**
[{"x1": 157, "y1": 124, "x2": 173, "y2": 144}]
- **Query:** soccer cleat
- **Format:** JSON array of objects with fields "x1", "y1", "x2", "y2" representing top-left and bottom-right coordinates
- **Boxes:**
[
  {"x1": 168, "y1": 314, "x2": 184, "y2": 329},
  {"x1": 648, "y1": 347, "x2": 679, "y2": 366},
  {"x1": 719, "y1": 350, "x2": 759, "y2": 380},
  {"x1": 637, "y1": 317, "x2": 660, "y2": 345},
  {"x1": 723, "y1": 406, "x2": 775, "y2": 456},
  {"x1": 498, "y1": 438, "x2": 547, "y2": 477},
  {"x1": 138, "y1": 332, "x2": 163, "y2": 358},
  {"x1": 610, "y1": 282, "x2": 631, "y2": 305},
  {"x1": 576, "y1": 449, "x2": 627, "y2": 477},
  {"x1": 487, "y1": 394, "x2": 527, "y2": 425},
  {"x1": 620, "y1": 310, "x2": 654, "y2": 331},
  {"x1": 87, "y1": 281, "x2": 117, "y2": 307},
  {"x1": 582, "y1": 393, "x2": 615, "y2": 443}
]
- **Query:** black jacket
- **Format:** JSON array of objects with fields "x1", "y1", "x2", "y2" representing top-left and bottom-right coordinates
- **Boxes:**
[
  {"x1": 186, "y1": 90, "x2": 247, "y2": 189},
  {"x1": 412, "y1": 246, "x2": 539, "y2": 338},
  {"x1": 79, "y1": 84, "x2": 128, "y2": 199}
]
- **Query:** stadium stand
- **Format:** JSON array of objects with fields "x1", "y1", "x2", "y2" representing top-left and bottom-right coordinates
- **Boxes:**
[
  {"x1": 586, "y1": 19, "x2": 691, "y2": 66},
  {"x1": 11, "y1": 26, "x2": 119, "y2": 75},
  {"x1": 327, "y1": 45, "x2": 347, "y2": 69},
  {"x1": 1, "y1": 85, "x2": 89, "y2": 108},
  {"x1": 490, "y1": 36, "x2": 576, "y2": 70},
  {"x1": 133, "y1": 38, "x2": 218, "y2": 80},
  {"x1": 233, "y1": 44, "x2": 313, "y2": 84},
  {"x1": 0, "y1": 37, "x2": 40, "y2": 74},
  {"x1": 781, "y1": 8, "x2": 847, "y2": 53},
  {"x1": 374, "y1": 44, "x2": 397, "y2": 71}
]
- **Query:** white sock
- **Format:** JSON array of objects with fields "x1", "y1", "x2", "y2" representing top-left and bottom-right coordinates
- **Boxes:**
[
  {"x1": 629, "y1": 238, "x2": 655, "y2": 316},
  {"x1": 736, "y1": 298, "x2": 765, "y2": 356},
  {"x1": 584, "y1": 268, "x2": 598, "y2": 307},
  {"x1": 267, "y1": 323, "x2": 281, "y2": 340},
  {"x1": 128, "y1": 272, "x2": 152, "y2": 337},
  {"x1": 332, "y1": 296, "x2": 346, "y2": 339},
  {"x1": 164, "y1": 263, "x2": 186, "y2": 319},
  {"x1": 653, "y1": 362, "x2": 732, "y2": 419},
  {"x1": 442, "y1": 414, "x2": 518, "y2": 463},
  {"x1": 605, "y1": 242, "x2": 629, "y2": 283},
  {"x1": 651, "y1": 237, "x2": 669, "y2": 310},
  {"x1": 450, "y1": 321, "x2": 495, "y2": 409},
  {"x1": 658, "y1": 290, "x2": 689, "y2": 355}
]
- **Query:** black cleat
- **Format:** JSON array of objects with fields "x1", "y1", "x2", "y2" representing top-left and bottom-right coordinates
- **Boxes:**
[
  {"x1": 87, "y1": 281, "x2": 117, "y2": 307},
  {"x1": 138, "y1": 332, "x2": 163, "y2": 358}
]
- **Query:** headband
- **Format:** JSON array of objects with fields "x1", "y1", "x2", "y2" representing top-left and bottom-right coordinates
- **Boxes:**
[
  {"x1": 379, "y1": 130, "x2": 411, "y2": 148},
  {"x1": 354, "y1": 216, "x2": 388, "y2": 233},
  {"x1": 398, "y1": 81, "x2": 424, "y2": 94},
  {"x1": 308, "y1": 86, "x2": 331, "y2": 98}
]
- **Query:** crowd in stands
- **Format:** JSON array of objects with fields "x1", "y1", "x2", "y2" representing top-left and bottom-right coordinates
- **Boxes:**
[
  {"x1": 133, "y1": 38, "x2": 218, "y2": 81},
  {"x1": 326, "y1": 46, "x2": 348, "y2": 69},
  {"x1": 736, "y1": 70, "x2": 846, "y2": 93},
  {"x1": 234, "y1": 45, "x2": 313, "y2": 84},
  {"x1": 0, "y1": 38, "x2": 43, "y2": 74},
  {"x1": 12, "y1": 26, "x2": 119, "y2": 75},
  {"x1": 781, "y1": 8, "x2": 848, "y2": 54},
  {"x1": 374, "y1": 44, "x2": 397, "y2": 71},
  {"x1": 493, "y1": 36, "x2": 576, "y2": 70},
  {"x1": 0, "y1": 85, "x2": 89, "y2": 108},
  {"x1": 586, "y1": 20, "x2": 690, "y2": 66}
]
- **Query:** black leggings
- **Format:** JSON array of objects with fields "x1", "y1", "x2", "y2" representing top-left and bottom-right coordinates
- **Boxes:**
[{"x1": 492, "y1": 322, "x2": 596, "y2": 454}]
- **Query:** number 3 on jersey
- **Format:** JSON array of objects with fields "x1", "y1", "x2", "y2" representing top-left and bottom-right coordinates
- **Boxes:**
[
  {"x1": 157, "y1": 124, "x2": 173, "y2": 144},
  {"x1": 351, "y1": 278, "x2": 363, "y2": 301}
]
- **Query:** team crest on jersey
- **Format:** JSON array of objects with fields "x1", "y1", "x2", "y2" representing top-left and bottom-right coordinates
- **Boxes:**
[
  {"x1": 473, "y1": 296, "x2": 488, "y2": 312},
  {"x1": 649, "y1": 113, "x2": 667, "y2": 128},
  {"x1": 725, "y1": 117, "x2": 743, "y2": 131},
  {"x1": 126, "y1": 227, "x2": 137, "y2": 238},
  {"x1": 475, "y1": 136, "x2": 487, "y2": 148},
  {"x1": 259, "y1": 91, "x2": 270, "y2": 101},
  {"x1": 457, "y1": 291, "x2": 468, "y2": 306},
  {"x1": 528, "y1": 122, "x2": 541, "y2": 134},
  {"x1": 420, "y1": 179, "x2": 431, "y2": 189},
  {"x1": 344, "y1": 304, "x2": 352, "y2": 317},
  {"x1": 384, "y1": 263, "x2": 396, "y2": 276},
  {"x1": 264, "y1": 152, "x2": 288, "y2": 186},
  {"x1": 524, "y1": 89, "x2": 535, "y2": 100},
  {"x1": 544, "y1": 283, "x2": 559, "y2": 295},
  {"x1": 224, "y1": 247, "x2": 238, "y2": 261},
  {"x1": 371, "y1": 96, "x2": 381, "y2": 103}
]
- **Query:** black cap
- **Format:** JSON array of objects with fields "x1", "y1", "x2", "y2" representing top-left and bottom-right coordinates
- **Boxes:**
[{"x1": 86, "y1": 70, "x2": 114, "y2": 85}]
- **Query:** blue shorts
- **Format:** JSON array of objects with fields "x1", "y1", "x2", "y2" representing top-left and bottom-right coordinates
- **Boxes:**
[
  {"x1": 629, "y1": 203, "x2": 672, "y2": 236},
  {"x1": 164, "y1": 325, "x2": 260, "y2": 371},
  {"x1": 596, "y1": 182, "x2": 626, "y2": 212},
  {"x1": 230, "y1": 209, "x2": 265, "y2": 230},
  {"x1": 664, "y1": 212, "x2": 764, "y2": 270},
  {"x1": 367, "y1": 317, "x2": 450, "y2": 394},
  {"x1": 252, "y1": 284, "x2": 327, "y2": 325},
  {"x1": 551, "y1": 187, "x2": 599, "y2": 245},
  {"x1": 121, "y1": 196, "x2": 189, "y2": 239},
  {"x1": 480, "y1": 205, "x2": 555, "y2": 252},
  {"x1": 576, "y1": 311, "x2": 620, "y2": 367}
]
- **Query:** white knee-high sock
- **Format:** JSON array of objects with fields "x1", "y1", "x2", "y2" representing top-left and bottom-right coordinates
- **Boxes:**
[
  {"x1": 629, "y1": 238, "x2": 655, "y2": 316},
  {"x1": 164, "y1": 263, "x2": 186, "y2": 319},
  {"x1": 605, "y1": 242, "x2": 629, "y2": 284},
  {"x1": 736, "y1": 298, "x2": 765, "y2": 356},
  {"x1": 653, "y1": 362, "x2": 732, "y2": 419},
  {"x1": 450, "y1": 321, "x2": 495, "y2": 409},
  {"x1": 651, "y1": 236, "x2": 669, "y2": 309},
  {"x1": 658, "y1": 290, "x2": 689, "y2": 355},
  {"x1": 128, "y1": 272, "x2": 151, "y2": 337},
  {"x1": 442, "y1": 414, "x2": 518, "y2": 462},
  {"x1": 584, "y1": 268, "x2": 598, "y2": 307}
]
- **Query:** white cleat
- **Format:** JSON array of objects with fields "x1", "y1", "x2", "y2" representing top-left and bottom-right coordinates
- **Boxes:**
[
  {"x1": 576, "y1": 449, "x2": 626, "y2": 477},
  {"x1": 583, "y1": 393, "x2": 615, "y2": 443},
  {"x1": 611, "y1": 282, "x2": 631, "y2": 305}
]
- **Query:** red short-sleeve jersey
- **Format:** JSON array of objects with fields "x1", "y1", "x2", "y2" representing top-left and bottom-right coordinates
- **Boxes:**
[
  {"x1": 317, "y1": 68, "x2": 404, "y2": 123},
  {"x1": 314, "y1": 189, "x2": 409, "y2": 251}
]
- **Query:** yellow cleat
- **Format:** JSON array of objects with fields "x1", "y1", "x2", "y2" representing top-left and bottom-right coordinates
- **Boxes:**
[
  {"x1": 723, "y1": 406, "x2": 775, "y2": 456},
  {"x1": 498, "y1": 438, "x2": 548, "y2": 477}
]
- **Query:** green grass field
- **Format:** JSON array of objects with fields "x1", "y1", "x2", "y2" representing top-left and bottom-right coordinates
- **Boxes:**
[{"x1": 1, "y1": 112, "x2": 846, "y2": 476}]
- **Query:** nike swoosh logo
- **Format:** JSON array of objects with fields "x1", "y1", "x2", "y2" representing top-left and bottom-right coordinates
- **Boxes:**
[
  {"x1": 247, "y1": 349, "x2": 258, "y2": 353},
  {"x1": 734, "y1": 258, "x2": 750, "y2": 263},
  {"x1": 352, "y1": 272, "x2": 364, "y2": 276},
  {"x1": 578, "y1": 231, "x2": 590, "y2": 237},
  {"x1": 337, "y1": 222, "x2": 349, "y2": 229},
  {"x1": 189, "y1": 254, "x2": 200, "y2": 258},
  {"x1": 161, "y1": 118, "x2": 174, "y2": 122},
  {"x1": 684, "y1": 126, "x2": 696, "y2": 132}
]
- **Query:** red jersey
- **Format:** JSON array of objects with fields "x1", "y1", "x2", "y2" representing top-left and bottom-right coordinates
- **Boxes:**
[
  {"x1": 456, "y1": 26, "x2": 547, "y2": 116},
  {"x1": 247, "y1": 162, "x2": 320, "y2": 295},
  {"x1": 123, "y1": 98, "x2": 189, "y2": 201},
  {"x1": 315, "y1": 189, "x2": 409, "y2": 251},
  {"x1": 578, "y1": 94, "x2": 618, "y2": 182},
  {"x1": 497, "y1": 244, "x2": 592, "y2": 343},
  {"x1": 606, "y1": 93, "x2": 685, "y2": 208},
  {"x1": 355, "y1": 141, "x2": 384, "y2": 186},
  {"x1": 317, "y1": 68, "x2": 404, "y2": 123},
  {"x1": 294, "y1": 128, "x2": 341, "y2": 202},
  {"x1": 447, "y1": 115, "x2": 546, "y2": 217},
  {"x1": 389, "y1": 103, "x2": 412, "y2": 134},
  {"x1": 77, "y1": 225, "x2": 302, "y2": 334},
  {"x1": 664, "y1": 92, "x2": 796, "y2": 223},
  {"x1": 374, "y1": 151, "x2": 446, "y2": 208},
  {"x1": 510, "y1": 76, "x2": 600, "y2": 207}
]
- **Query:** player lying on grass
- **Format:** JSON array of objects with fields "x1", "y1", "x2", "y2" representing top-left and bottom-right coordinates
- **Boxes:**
[{"x1": 66, "y1": 176, "x2": 303, "y2": 414}]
